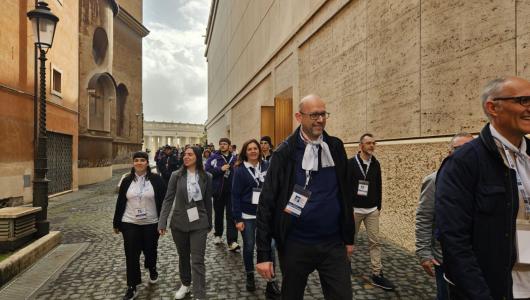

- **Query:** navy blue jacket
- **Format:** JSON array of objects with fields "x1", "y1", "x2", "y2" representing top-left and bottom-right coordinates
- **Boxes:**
[
  {"x1": 231, "y1": 160, "x2": 270, "y2": 222},
  {"x1": 205, "y1": 151, "x2": 237, "y2": 196},
  {"x1": 435, "y1": 124, "x2": 527, "y2": 300},
  {"x1": 256, "y1": 127, "x2": 354, "y2": 263}
]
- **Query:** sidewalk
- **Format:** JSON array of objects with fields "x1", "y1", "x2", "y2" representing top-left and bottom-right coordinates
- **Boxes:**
[{"x1": 16, "y1": 171, "x2": 435, "y2": 299}]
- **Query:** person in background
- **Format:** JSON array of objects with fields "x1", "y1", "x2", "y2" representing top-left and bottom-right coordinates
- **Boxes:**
[
  {"x1": 232, "y1": 139, "x2": 281, "y2": 298},
  {"x1": 158, "y1": 146, "x2": 213, "y2": 300},
  {"x1": 202, "y1": 149, "x2": 211, "y2": 168},
  {"x1": 231, "y1": 144, "x2": 238, "y2": 155},
  {"x1": 350, "y1": 133, "x2": 395, "y2": 290},
  {"x1": 158, "y1": 145, "x2": 179, "y2": 184},
  {"x1": 415, "y1": 132, "x2": 473, "y2": 300},
  {"x1": 206, "y1": 138, "x2": 240, "y2": 251},
  {"x1": 113, "y1": 151, "x2": 167, "y2": 300},
  {"x1": 260, "y1": 136, "x2": 274, "y2": 162}
]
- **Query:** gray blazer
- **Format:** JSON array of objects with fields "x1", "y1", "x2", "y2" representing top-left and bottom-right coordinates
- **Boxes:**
[
  {"x1": 158, "y1": 169, "x2": 213, "y2": 232},
  {"x1": 415, "y1": 171, "x2": 443, "y2": 263}
]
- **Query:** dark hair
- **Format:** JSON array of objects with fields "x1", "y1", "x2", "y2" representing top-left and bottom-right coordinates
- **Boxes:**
[
  {"x1": 178, "y1": 146, "x2": 206, "y2": 177},
  {"x1": 359, "y1": 133, "x2": 374, "y2": 143},
  {"x1": 260, "y1": 136, "x2": 274, "y2": 149},
  {"x1": 236, "y1": 139, "x2": 262, "y2": 167},
  {"x1": 219, "y1": 137, "x2": 231, "y2": 145}
]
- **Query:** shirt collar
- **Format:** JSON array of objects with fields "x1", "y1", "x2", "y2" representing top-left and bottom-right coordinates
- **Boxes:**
[
  {"x1": 490, "y1": 124, "x2": 527, "y2": 155},
  {"x1": 243, "y1": 161, "x2": 259, "y2": 169}
]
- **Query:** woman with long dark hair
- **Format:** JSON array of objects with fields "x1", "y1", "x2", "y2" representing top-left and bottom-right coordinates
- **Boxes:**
[
  {"x1": 113, "y1": 151, "x2": 167, "y2": 300},
  {"x1": 232, "y1": 139, "x2": 281, "y2": 297},
  {"x1": 158, "y1": 146, "x2": 213, "y2": 300}
]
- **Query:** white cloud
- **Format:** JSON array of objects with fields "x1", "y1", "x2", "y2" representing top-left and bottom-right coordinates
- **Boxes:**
[{"x1": 142, "y1": 0, "x2": 210, "y2": 124}]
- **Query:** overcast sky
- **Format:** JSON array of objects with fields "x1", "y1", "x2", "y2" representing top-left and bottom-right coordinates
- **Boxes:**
[{"x1": 142, "y1": 0, "x2": 210, "y2": 124}]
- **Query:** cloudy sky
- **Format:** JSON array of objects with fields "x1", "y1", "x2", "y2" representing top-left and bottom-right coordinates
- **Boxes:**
[{"x1": 142, "y1": 0, "x2": 210, "y2": 124}]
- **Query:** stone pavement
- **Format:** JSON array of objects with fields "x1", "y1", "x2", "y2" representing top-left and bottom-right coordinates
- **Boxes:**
[{"x1": 30, "y1": 171, "x2": 435, "y2": 299}]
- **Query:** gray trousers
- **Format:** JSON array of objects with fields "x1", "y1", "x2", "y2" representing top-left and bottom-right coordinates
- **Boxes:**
[{"x1": 171, "y1": 228, "x2": 208, "y2": 299}]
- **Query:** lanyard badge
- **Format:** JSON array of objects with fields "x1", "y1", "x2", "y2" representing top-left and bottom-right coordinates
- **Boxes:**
[{"x1": 284, "y1": 185, "x2": 311, "y2": 217}]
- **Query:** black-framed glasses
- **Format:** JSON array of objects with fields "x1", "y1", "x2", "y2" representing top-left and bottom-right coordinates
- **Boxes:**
[
  {"x1": 492, "y1": 96, "x2": 530, "y2": 107},
  {"x1": 299, "y1": 111, "x2": 331, "y2": 120}
]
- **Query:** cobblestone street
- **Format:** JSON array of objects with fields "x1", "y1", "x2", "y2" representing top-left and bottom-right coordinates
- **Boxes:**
[{"x1": 32, "y1": 171, "x2": 436, "y2": 299}]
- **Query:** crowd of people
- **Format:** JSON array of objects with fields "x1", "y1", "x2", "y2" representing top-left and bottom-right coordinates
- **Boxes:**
[{"x1": 113, "y1": 76, "x2": 530, "y2": 300}]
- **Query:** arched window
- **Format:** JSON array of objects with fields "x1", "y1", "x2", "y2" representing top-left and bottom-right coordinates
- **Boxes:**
[
  {"x1": 88, "y1": 73, "x2": 116, "y2": 132},
  {"x1": 92, "y1": 27, "x2": 108, "y2": 65}
]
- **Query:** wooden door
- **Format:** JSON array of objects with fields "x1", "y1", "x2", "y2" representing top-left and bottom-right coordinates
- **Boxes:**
[
  {"x1": 274, "y1": 96, "x2": 293, "y2": 145},
  {"x1": 261, "y1": 106, "x2": 275, "y2": 145}
]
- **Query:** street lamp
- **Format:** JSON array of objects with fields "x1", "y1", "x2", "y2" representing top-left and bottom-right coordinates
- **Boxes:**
[{"x1": 27, "y1": 1, "x2": 59, "y2": 238}]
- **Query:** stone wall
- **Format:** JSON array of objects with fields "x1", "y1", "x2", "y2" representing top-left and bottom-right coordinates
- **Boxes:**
[{"x1": 206, "y1": 0, "x2": 530, "y2": 250}]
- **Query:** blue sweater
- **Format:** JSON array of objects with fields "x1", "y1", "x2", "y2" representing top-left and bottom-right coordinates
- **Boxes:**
[
  {"x1": 288, "y1": 134, "x2": 342, "y2": 243},
  {"x1": 231, "y1": 160, "x2": 270, "y2": 222}
]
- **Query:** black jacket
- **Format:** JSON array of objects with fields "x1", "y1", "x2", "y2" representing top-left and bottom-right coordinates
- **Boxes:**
[
  {"x1": 158, "y1": 154, "x2": 180, "y2": 181},
  {"x1": 435, "y1": 124, "x2": 526, "y2": 300},
  {"x1": 256, "y1": 127, "x2": 354, "y2": 263},
  {"x1": 349, "y1": 153, "x2": 382, "y2": 210},
  {"x1": 113, "y1": 173, "x2": 167, "y2": 230}
]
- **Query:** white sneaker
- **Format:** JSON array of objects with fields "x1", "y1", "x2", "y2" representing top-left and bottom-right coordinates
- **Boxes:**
[
  {"x1": 228, "y1": 242, "x2": 241, "y2": 252},
  {"x1": 174, "y1": 285, "x2": 190, "y2": 299},
  {"x1": 213, "y1": 236, "x2": 222, "y2": 245}
]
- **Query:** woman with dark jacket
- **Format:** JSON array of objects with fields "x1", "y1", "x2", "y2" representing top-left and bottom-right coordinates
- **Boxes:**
[
  {"x1": 232, "y1": 139, "x2": 281, "y2": 297},
  {"x1": 158, "y1": 146, "x2": 213, "y2": 300},
  {"x1": 113, "y1": 151, "x2": 167, "y2": 300}
]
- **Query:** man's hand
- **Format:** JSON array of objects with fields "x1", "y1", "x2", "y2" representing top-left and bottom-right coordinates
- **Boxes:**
[
  {"x1": 235, "y1": 222, "x2": 245, "y2": 232},
  {"x1": 346, "y1": 245, "x2": 354, "y2": 257},
  {"x1": 159, "y1": 229, "x2": 167, "y2": 236},
  {"x1": 420, "y1": 258, "x2": 439, "y2": 277},
  {"x1": 113, "y1": 228, "x2": 120, "y2": 234},
  {"x1": 256, "y1": 262, "x2": 274, "y2": 280},
  {"x1": 221, "y1": 164, "x2": 230, "y2": 172}
]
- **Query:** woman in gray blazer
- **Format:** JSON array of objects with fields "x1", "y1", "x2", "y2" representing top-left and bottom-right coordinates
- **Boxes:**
[{"x1": 158, "y1": 146, "x2": 213, "y2": 300}]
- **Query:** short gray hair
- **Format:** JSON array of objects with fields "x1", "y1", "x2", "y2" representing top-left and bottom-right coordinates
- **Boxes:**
[
  {"x1": 449, "y1": 132, "x2": 473, "y2": 150},
  {"x1": 481, "y1": 78, "x2": 507, "y2": 118}
]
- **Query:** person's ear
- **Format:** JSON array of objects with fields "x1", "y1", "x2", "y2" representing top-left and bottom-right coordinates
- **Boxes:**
[{"x1": 484, "y1": 99, "x2": 499, "y2": 117}]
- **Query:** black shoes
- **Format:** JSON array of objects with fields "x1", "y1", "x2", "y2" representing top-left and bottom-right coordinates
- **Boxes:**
[
  {"x1": 371, "y1": 272, "x2": 396, "y2": 290},
  {"x1": 123, "y1": 286, "x2": 137, "y2": 300},
  {"x1": 246, "y1": 272, "x2": 256, "y2": 291},
  {"x1": 265, "y1": 280, "x2": 281, "y2": 298},
  {"x1": 149, "y1": 268, "x2": 159, "y2": 284}
]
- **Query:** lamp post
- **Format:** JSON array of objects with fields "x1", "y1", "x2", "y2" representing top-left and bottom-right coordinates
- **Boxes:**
[{"x1": 27, "y1": 1, "x2": 59, "y2": 238}]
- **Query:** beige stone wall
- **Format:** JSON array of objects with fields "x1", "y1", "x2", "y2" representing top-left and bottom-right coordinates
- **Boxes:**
[
  {"x1": 117, "y1": 0, "x2": 142, "y2": 22},
  {"x1": 206, "y1": 0, "x2": 530, "y2": 250}
]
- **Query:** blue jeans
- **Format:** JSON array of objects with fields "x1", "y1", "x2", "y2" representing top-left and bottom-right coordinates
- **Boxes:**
[
  {"x1": 241, "y1": 219, "x2": 276, "y2": 273},
  {"x1": 435, "y1": 264, "x2": 448, "y2": 300}
]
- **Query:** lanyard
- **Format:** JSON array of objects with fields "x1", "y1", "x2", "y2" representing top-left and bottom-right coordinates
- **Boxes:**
[
  {"x1": 499, "y1": 143, "x2": 530, "y2": 216},
  {"x1": 135, "y1": 176, "x2": 148, "y2": 209},
  {"x1": 355, "y1": 154, "x2": 371, "y2": 180},
  {"x1": 304, "y1": 170, "x2": 312, "y2": 189},
  {"x1": 246, "y1": 164, "x2": 261, "y2": 187},
  {"x1": 222, "y1": 154, "x2": 234, "y2": 165}
]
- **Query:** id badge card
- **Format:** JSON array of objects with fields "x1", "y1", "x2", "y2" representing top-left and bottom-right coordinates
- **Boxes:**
[
  {"x1": 357, "y1": 180, "x2": 369, "y2": 197},
  {"x1": 135, "y1": 208, "x2": 147, "y2": 220},
  {"x1": 516, "y1": 221, "x2": 530, "y2": 264},
  {"x1": 224, "y1": 169, "x2": 231, "y2": 178},
  {"x1": 252, "y1": 188, "x2": 262, "y2": 205},
  {"x1": 187, "y1": 207, "x2": 199, "y2": 222},
  {"x1": 284, "y1": 185, "x2": 311, "y2": 218}
]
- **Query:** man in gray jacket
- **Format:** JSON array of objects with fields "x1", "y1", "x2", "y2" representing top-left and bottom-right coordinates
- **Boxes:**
[{"x1": 415, "y1": 132, "x2": 473, "y2": 300}]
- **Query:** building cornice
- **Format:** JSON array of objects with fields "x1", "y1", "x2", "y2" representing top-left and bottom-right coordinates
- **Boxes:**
[
  {"x1": 204, "y1": 0, "x2": 218, "y2": 57},
  {"x1": 116, "y1": 6, "x2": 149, "y2": 37}
]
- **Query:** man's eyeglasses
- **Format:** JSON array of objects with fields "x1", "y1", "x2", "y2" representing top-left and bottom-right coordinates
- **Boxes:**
[
  {"x1": 492, "y1": 96, "x2": 530, "y2": 107},
  {"x1": 299, "y1": 111, "x2": 331, "y2": 120}
]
